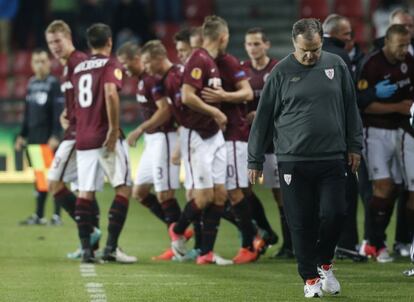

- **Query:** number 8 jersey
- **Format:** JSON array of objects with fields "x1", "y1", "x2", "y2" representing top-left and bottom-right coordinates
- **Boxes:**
[{"x1": 71, "y1": 54, "x2": 123, "y2": 150}]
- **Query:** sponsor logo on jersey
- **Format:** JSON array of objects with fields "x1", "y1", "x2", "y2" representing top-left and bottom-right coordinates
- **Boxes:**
[
  {"x1": 283, "y1": 174, "x2": 292, "y2": 185},
  {"x1": 325, "y1": 68, "x2": 334, "y2": 80},
  {"x1": 114, "y1": 68, "x2": 123, "y2": 81},
  {"x1": 357, "y1": 79, "x2": 368, "y2": 90},
  {"x1": 263, "y1": 72, "x2": 270, "y2": 82},
  {"x1": 290, "y1": 76, "x2": 301, "y2": 82},
  {"x1": 191, "y1": 67, "x2": 202, "y2": 80}
]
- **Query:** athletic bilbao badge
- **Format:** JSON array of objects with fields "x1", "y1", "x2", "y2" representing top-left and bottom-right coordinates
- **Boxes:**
[
  {"x1": 284, "y1": 174, "x2": 292, "y2": 185},
  {"x1": 325, "y1": 68, "x2": 334, "y2": 80}
]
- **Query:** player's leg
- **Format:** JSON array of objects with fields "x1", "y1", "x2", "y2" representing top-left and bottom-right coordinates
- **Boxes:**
[
  {"x1": 132, "y1": 133, "x2": 165, "y2": 223},
  {"x1": 99, "y1": 139, "x2": 136, "y2": 263},
  {"x1": 75, "y1": 148, "x2": 100, "y2": 263},
  {"x1": 364, "y1": 128, "x2": 399, "y2": 261},
  {"x1": 225, "y1": 141, "x2": 257, "y2": 263}
]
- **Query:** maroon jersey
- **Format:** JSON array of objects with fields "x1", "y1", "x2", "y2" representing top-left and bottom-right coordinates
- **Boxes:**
[
  {"x1": 357, "y1": 50, "x2": 414, "y2": 132},
  {"x1": 181, "y1": 48, "x2": 222, "y2": 138},
  {"x1": 60, "y1": 50, "x2": 88, "y2": 140},
  {"x1": 241, "y1": 58, "x2": 278, "y2": 113},
  {"x1": 71, "y1": 54, "x2": 123, "y2": 150},
  {"x1": 136, "y1": 73, "x2": 175, "y2": 134},
  {"x1": 216, "y1": 53, "x2": 250, "y2": 141}
]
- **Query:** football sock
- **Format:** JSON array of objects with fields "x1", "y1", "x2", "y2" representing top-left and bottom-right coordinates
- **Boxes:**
[
  {"x1": 35, "y1": 191, "x2": 47, "y2": 218},
  {"x1": 54, "y1": 187, "x2": 76, "y2": 220},
  {"x1": 141, "y1": 193, "x2": 165, "y2": 223},
  {"x1": 406, "y1": 208, "x2": 414, "y2": 235},
  {"x1": 174, "y1": 200, "x2": 201, "y2": 234},
  {"x1": 248, "y1": 192, "x2": 274, "y2": 234},
  {"x1": 161, "y1": 198, "x2": 181, "y2": 225},
  {"x1": 91, "y1": 199, "x2": 100, "y2": 229},
  {"x1": 106, "y1": 195, "x2": 129, "y2": 251},
  {"x1": 232, "y1": 198, "x2": 255, "y2": 249},
  {"x1": 75, "y1": 198, "x2": 93, "y2": 250},
  {"x1": 193, "y1": 215, "x2": 202, "y2": 250},
  {"x1": 200, "y1": 204, "x2": 224, "y2": 255},
  {"x1": 369, "y1": 196, "x2": 394, "y2": 249},
  {"x1": 221, "y1": 200, "x2": 239, "y2": 227}
]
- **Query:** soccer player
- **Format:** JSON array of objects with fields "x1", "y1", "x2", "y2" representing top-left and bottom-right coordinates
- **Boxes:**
[
  {"x1": 71, "y1": 23, "x2": 136, "y2": 263},
  {"x1": 116, "y1": 41, "x2": 189, "y2": 261},
  {"x1": 16, "y1": 48, "x2": 63, "y2": 226},
  {"x1": 249, "y1": 18, "x2": 362, "y2": 297},
  {"x1": 357, "y1": 24, "x2": 414, "y2": 263},
  {"x1": 140, "y1": 38, "x2": 231, "y2": 265},
  {"x1": 242, "y1": 27, "x2": 293, "y2": 258},
  {"x1": 198, "y1": 16, "x2": 260, "y2": 264},
  {"x1": 45, "y1": 20, "x2": 101, "y2": 259},
  {"x1": 173, "y1": 29, "x2": 193, "y2": 65}
]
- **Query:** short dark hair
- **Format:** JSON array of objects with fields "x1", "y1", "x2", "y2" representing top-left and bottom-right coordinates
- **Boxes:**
[
  {"x1": 385, "y1": 23, "x2": 410, "y2": 39},
  {"x1": 190, "y1": 26, "x2": 202, "y2": 38},
  {"x1": 117, "y1": 41, "x2": 140, "y2": 59},
  {"x1": 174, "y1": 28, "x2": 191, "y2": 44},
  {"x1": 292, "y1": 18, "x2": 323, "y2": 41},
  {"x1": 246, "y1": 27, "x2": 269, "y2": 42},
  {"x1": 32, "y1": 48, "x2": 48, "y2": 56},
  {"x1": 86, "y1": 23, "x2": 112, "y2": 49}
]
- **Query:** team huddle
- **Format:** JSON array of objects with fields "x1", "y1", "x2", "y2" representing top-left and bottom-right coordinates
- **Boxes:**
[{"x1": 43, "y1": 16, "x2": 291, "y2": 265}]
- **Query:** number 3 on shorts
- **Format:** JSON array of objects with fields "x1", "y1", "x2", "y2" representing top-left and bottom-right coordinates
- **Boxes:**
[{"x1": 78, "y1": 73, "x2": 93, "y2": 108}]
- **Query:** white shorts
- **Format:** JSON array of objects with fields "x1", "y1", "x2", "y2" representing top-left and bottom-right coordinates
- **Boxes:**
[
  {"x1": 180, "y1": 127, "x2": 226, "y2": 190},
  {"x1": 48, "y1": 140, "x2": 77, "y2": 183},
  {"x1": 399, "y1": 129, "x2": 414, "y2": 191},
  {"x1": 77, "y1": 139, "x2": 132, "y2": 192},
  {"x1": 134, "y1": 131, "x2": 180, "y2": 192},
  {"x1": 263, "y1": 153, "x2": 280, "y2": 189},
  {"x1": 362, "y1": 127, "x2": 402, "y2": 183},
  {"x1": 225, "y1": 141, "x2": 248, "y2": 190}
]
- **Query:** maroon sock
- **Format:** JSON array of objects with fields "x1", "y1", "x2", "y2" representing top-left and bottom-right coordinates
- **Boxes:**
[
  {"x1": 200, "y1": 204, "x2": 224, "y2": 255},
  {"x1": 75, "y1": 198, "x2": 93, "y2": 250},
  {"x1": 106, "y1": 195, "x2": 129, "y2": 250},
  {"x1": 161, "y1": 198, "x2": 181, "y2": 225},
  {"x1": 173, "y1": 200, "x2": 201, "y2": 234},
  {"x1": 54, "y1": 187, "x2": 76, "y2": 220}
]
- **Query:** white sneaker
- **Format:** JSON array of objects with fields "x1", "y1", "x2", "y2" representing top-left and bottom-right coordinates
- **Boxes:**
[
  {"x1": 358, "y1": 240, "x2": 368, "y2": 256},
  {"x1": 304, "y1": 278, "x2": 323, "y2": 298},
  {"x1": 394, "y1": 242, "x2": 411, "y2": 257},
  {"x1": 171, "y1": 238, "x2": 187, "y2": 259},
  {"x1": 103, "y1": 247, "x2": 137, "y2": 264},
  {"x1": 213, "y1": 254, "x2": 233, "y2": 266},
  {"x1": 376, "y1": 248, "x2": 394, "y2": 263},
  {"x1": 318, "y1": 264, "x2": 340, "y2": 295},
  {"x1": 403, "y1": 268, "x2": 414, "y2": 277}
]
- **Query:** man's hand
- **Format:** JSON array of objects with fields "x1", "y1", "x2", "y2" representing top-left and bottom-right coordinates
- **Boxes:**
[
  {"x1": 47, "y1": 136, "x2": 60, "y2": 151},
  {"x1": 103, "y1": 128, "x2": 118, "y2": 152},
  {"x1": 212, "y1": 108, "x2": 227, "y2": 131},
  {"x1": 246, "y1": 111, "x2": 256, "y2": 125},
  {"x1": 126, "y1": 127, "x2": 143, "y2": 147},
  {"x1": 15, "y1": 135, "x2": 26, "y2": 152},
  {"x1": 394, "y1": 100, "x2": 413, "y2": 115},
  {"x1": 248, "y1": 169, "x2": 262, "y2": 184},
  {"x1": 375, "y1": 79, "x2": 397, "y2": 99},
  {"x1": 201, "y1": 87, "x2": 227, "y2": 103},
  {"x1": 348, "y1": 152, "x2": 361, "y2": 173},
  {"x1": 60, "y1": 109, "x2": 69, "y2": 130}
]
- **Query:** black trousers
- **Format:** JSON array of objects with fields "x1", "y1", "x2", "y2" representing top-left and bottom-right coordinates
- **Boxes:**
[
  {"x1": 337, "y1": 169, "x2": 359, "y2": 250},
  {"x1": 279, "y1": 160, "x2": 347, "y2": 281}
]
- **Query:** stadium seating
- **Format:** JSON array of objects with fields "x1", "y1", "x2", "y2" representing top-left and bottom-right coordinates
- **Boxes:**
[
  {"x1": 0, "y1": 78, "x2": 9, "y2": 99},
  {"x1": 13, "y1": 51, "x2": 32, "y2": 77},
  {"x1": 300, "y1": 0, "x2": 329, "y2": 20},
  {"x1": 13, "y1": 76, "x2": 29, "y2": 99},
  {"x1": 0, "y1": 53, "x2": 8, "y2": 78},
  {"x1": 183, "y1": 0, "x2": 214, "y2": 25},
  {"x1": 334, "y1": 0, "x2": 364, "y2": 19}
]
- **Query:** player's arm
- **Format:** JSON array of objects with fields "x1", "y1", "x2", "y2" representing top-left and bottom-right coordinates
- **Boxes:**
[
  {"x1": 15, "y1": 97, "x2": 29, "y2": 151},
  {"x1": 248, "y1": 73, "x2": 277, "y2": 183},
  {"x1": 127, "y1": 98, "x2": 172, "y2": 147},
  {"x1": 48, "y1": 80, "x2": 64, "y2": 150},
  {"x1": 201, "y1": 79, "x2": 253, "y2": 104},
  {"x1": 182, "y1": 83, "x2": 227, "y2": 129},
  {"x1": 364, "y1": 101, "x2": 413, "y2": 115},
  {"x1": 103, "y1": 83, "x2": 120, "y2": 152}
]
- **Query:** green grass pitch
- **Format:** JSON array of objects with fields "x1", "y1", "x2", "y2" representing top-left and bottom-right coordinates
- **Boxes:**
[{"x1": 0, "y1": 184, "x2": 413, "y2": 301}]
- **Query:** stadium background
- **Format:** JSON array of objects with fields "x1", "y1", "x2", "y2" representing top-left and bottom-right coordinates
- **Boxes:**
[{"x1": 0, "y1": 0, "x2": 409, "y2": 182}]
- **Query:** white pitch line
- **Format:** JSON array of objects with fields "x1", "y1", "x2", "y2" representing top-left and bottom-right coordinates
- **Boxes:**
[{"x1": 80, "y1": 265, "x2": 108, "y2": 302}]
